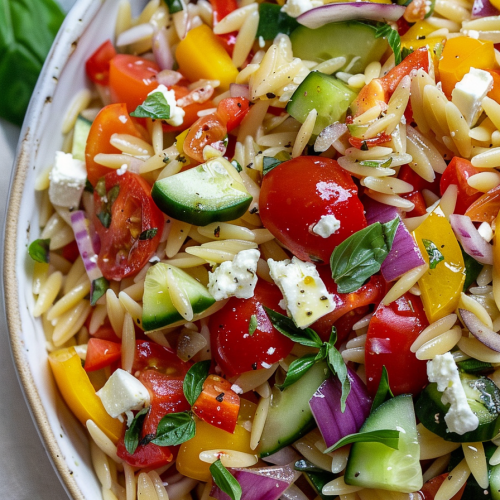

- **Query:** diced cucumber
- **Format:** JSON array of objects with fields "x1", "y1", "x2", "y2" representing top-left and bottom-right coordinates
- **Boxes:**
[
  {"x1": 71, "y1": 114, "x2": 92, "y2": 161},
  {"x1": 152, "y1": 157, "x2": 252, "y2": 226},
  {"x1": 256, "y1": 3, "x2": 298, "y2": 40},
  {"x1": 287, "y1": 71, "x2": 357, "y2": 135},
  {"x1": 304, "y1": 470, "x2": 335, "y2": 500},
  {"x1": 290, "y1": 22, "x2": 388, "y2": 74},
  {"x1": 344, "y1": 395, "x2": 422, "y2": 493},
  {"x1": 415, "y1": 372, "x2": 500, "y2": 442},
  {"x1": 492, "y1": 462, "x2": 500, "y2": 500},
  {"x1": 258, "y1": 362, "x2": 329, "y2": 457},
  {"x1": 142, "y1": 263, "x2": 215, "y2": 332}
]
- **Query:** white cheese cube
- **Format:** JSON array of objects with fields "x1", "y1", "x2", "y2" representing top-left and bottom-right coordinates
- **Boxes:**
[
  {"x1": 208, "y1": 249, "x2": 260, "y2": 301},
  {"x1": 451, "y1": 68, "x2": 493, "y2": 127},
  {"x1": 312, "y1": 214, "x2": 341, "y2": 239},
  {"x1": 427, "y1": 353, "x2": 479, "y2": 435},
  {"x1": 281, "y1": 0, "x2": 323, "y2": 17},
  {"x1": 268, "y1": 257, "x2": 335, "y2": 329},
  {"x1": 97, "y1": 369, "x2": 150, "y2": 419},
  {"x1": 149, "y1": 84, "x2": 185, "y2": 127},
  {"x1": 48, "y1": 151, "x2": 87, "y2": 208}
]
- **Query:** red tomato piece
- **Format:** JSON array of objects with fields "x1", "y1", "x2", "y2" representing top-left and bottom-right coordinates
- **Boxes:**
[
  {"x1": 60, "y1": 240, "x2": 80, "y2": 263},
  {"x1": 183, "y1": 113, "x2": 227, "y2": 163},
  {"x1": 418, "y1": 473, "x2": 465, "y2": 499},
  {"x1": 209, "y1": 280, "x2": 294, "y2": 378},
  {"x1": 217, "y1": 97, "x2": 250, "y2": 132},
  {"x1": 440, "y1": 156, "x2": 481, "y2": 215},
  {"x1": 402, "y1": 190, "x2": 428, "y2": 217},
  {"x1": 209, "y1": 0, "x2": 238, "y2": 56},
  {"x1": 91, "y1": 324, "x2": 121, "y2": 343},
  {"x1": 93, "y1": 171, "x2": 164, "y2": 280},
  {"x1": 85, "y1": 103, "x2": 143, "y2": 186},
  {"x1": 399, "y1": 164, "x2": 441, "y2": 196},
  {"x1": 365, "y1": 292, "x2": 429, "y2": 398},
  {"x1": 192, "y1": 374, "x2": 240, "y2": 434},
  {"x1": 132, "y1": 340, "x2": 191, "y2": 377},
  {"x1": 260, "y1": 157, "x2": 367, "y2": 264},
  {"x1": 466, "y1": 184, "x2": 500, "y2": 223},
  {"x1": 116, "y1": 438, "x2": 173, "y2": 469},
  {"x1": 109, "y1": 54, "x2": 160, "y2": 110},
  {"x1": 348, "y1": 133, "x2": 392, "y2": 149},
  {"x1": 85, "y1": 40, "x2": 116, "y2": 86},
  {"x1": 84, "y1": 338, "x2": 121, "y2": 372}
]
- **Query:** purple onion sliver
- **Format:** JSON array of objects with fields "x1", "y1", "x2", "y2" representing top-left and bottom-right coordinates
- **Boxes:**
[
  {"x1": 450, "y1": 214, "x2": 493, "y2": 265},
  {"x1": 364, "y1": 197, "x2": 401, "y2": 225},
  {"x1": 472, "y1": 0, "x2": 499, "y2": 17},
  {"x1": 262, "y1": 446, "x2": 301, "y2": 466},
  {"x1": 153, "y1": 27, "x2": 174, "y2": 70},
  {"x1": 230, "y1": 83, "x2": 250, "y2": 100}
]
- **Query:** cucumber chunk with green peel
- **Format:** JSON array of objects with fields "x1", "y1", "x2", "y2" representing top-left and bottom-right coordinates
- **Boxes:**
[
  {"x1": 290, "y1": 21, "x2": 388, "y2": 74},
  {"x1": 258, "y1": 362, "x2": 329, "y2": 457},
  {"x1": 72, "y1": 114, "x2": 92, "y2": 161},
  {"x1": 287, "y1": 71, "x2": 357, "y2": 135},
  {"x1": 345, "y1": 395, "x2": 422, "y2": 493},
  {"x1": 142, "y1": 263, "x2": 215, "y2": 331},
  {"x1": 415, "y1": 372, "x2": 500, "y2": 443},
  {"x1": 152, "y1": 157, "x2": 252, "y2": 226}
]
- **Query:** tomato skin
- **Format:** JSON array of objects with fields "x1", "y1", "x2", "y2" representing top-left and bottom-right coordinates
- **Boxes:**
[
  {"x1": 183, "y1": 113, "x2": 227, "y2": 163},
  {"x1": 132, "y1": 340, "x2": 191, "y2": 377},
  {"x1": 418, "y1": 473, "x2": 465, "y2": 499},
  {"x1": 85, "y1": 103, "x2": 143, "y2": 186},
  {"x1": 84, "y1": 338, "x2": 122, "y2": 372},
  {"x1": 348, "y1": 133, "x2": 392, "y2": 149},
  {"x1": 209, "y1": 0, "x2": 238, "y2": 56},
  {"x1": 217, "y1": 97, "x2": 250, "y2": 132},
  {"x1": 402, "y1": 190, "x2": 428, "y2": 217},
  {"x1": 85, "y1": 40, "x2": 116, "y2": 85},
  {"x1": 192, "y1": 375, "x2": 240, "y2": 433},
  {"x1": 93, "y1": 171, "x2": 164, "y2": 280},
  {"x1": 209, "y1": 280, "x2": 294, "y2": 378},
  {"x1": 365, "y1": 292, "x2": 429, "y2": 398},
  {"x1": 60, "y1": 240, "x2": 80, "y2": 263},
  {"x1": 399, "y1": 164, "x2": 441, "y2": 196},
  {"x1": 440, "y1": 157, "x2": 481, "y2": 215},
  {"x1": 260, "y1": 157, "x2": 367, "y2": 264},
  {"x1": 116, "y1": 438, "x2": 173, "y2": 469}
]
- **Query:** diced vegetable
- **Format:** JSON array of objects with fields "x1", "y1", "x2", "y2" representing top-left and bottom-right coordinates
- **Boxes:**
[
  {"x1": 256, "y1": 3, "x2": 299, "y2": 40},
  {"x1": 450, "y1": 214, "x2": 493, "y2": 265},
  {"x1": 70, "y1": 211, "x2": 102, "y2": 282}
]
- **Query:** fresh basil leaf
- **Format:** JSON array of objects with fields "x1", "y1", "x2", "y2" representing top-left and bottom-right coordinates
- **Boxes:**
[
  {"x1": 380, "y1": 157, "x2": 393, "y2": 168},
  {"x1": 139, "y1": 228, "x2": 158, "y2": 241},
  {"x1": 324, "y1": 429, "x2": 400, "y2": 454},
  {"x1": 330, "y1": 217, "x2": 399, "y2": 293},
  {"x1": 231, "y1": 160, "x2": 243, "y2": 173},
  {"x1": 375, "y1": 23, "x2": 402, "y2": 66},
  {"x1": 90, "y1": 277, "x2": 109, "y2": 306},
  {"x1": 248, "y1": 315, "x2": 258, "y2": 336},
  {"x1": 210, "y1": 459, "x2": 242, "y2": 500},
  {"x1": 371, "y1": 366, "x2": 394, "y2": 413},
  {"x1": 164, "y1": 0, "x2": 184, "y2": 14},
  {"x1": 183, "y1": 360, "x2": 211, "y2": 406},
  {"x1": 460, "y1": 244, "x2": 482, "y2": 291},
  {"x1": 401, "y1": 47, "x2": 414, "y2": 61},
  {"x1": 96, "y1": 211, "x2": 111, "y2": 229},
  {"x1": 359, "y1": 160, "x2": 382, "y2": 168},
  {"x1": 256, "y1": 3, "x2": 299, "y2": 40},
  {"x1": 264, "y1": 307, "x2": 323, "y2": 348},
  {"x1": 151, "y1": 412, "x2": 196, "y2": 446},
  {"x1": 277, "y1": 353, "x2": 317, "y2": 390},
  {"x1": 422, "y1": 238, "x2": 444, "y2": 269},
  {"x1": 360, "y1": 141, "x2": 369, "y2": 151},
  {"x1": 28, "y1": 238, "x2": 50, "y2": 263},
  {"x1": 131, "y1": 92, "x2": 170, "y2": 120},
  {"x1": 95, "y1": 178, "x2": 107, "y2": 198},
  {"x1": 96, "y1": 184, "x2": 120, "y2": 229},
  {"x1": 263, "y1": 156, "x2": 284, "y2": 176},
  {"x1": 294, "y1": 459, "x2": 326, "y2": 473},
  {"x1": 326, "y1": 328, "x2": 350, "y2": 413},
  {"x1": 457, "y1": 358, "x2": 493, "y2": 374},
  {"x1": 124, "y1": 407, "x2": 149, "y2": 454},
  {"x1": 84, "y1": 179, "x2": 94, "y2": 193}
]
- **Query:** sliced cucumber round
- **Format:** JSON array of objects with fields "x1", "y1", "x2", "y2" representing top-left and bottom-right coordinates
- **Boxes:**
[
  {"x1": 142, "y1": 263, "x2": 215, "y2": 332},
  {"x1": 344, "y1": 395, "x2": 422, "y2": 493},
  {"x1": 152, "y1": 157, "x2": 252, "y2": 226}
]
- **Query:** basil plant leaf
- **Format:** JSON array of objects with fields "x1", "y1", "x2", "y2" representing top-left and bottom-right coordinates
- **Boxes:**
[
  {"x1": 248, "y1": 315, "x2": 258, "y2": 336},
  {"x1": 277, "y1": 354, "x2": 317, "y2": 390},
  {"x1": 371, "y1": 366, "x2": 394, "y2": 413},
  {"x1": 324, "y1": 429, "x2": 401, "y2": 454},
  {"x1": 90, "y1": 277, "x2": 109, "y2": 306},
  {"x1": 330, "y1": 217, "x2": 399, "y2": 294},
  {"x1": 164, "y1": 0, "x2": 184, "y2": 14},
  {"x1": 183, "y1": 360, "x2": 211, "y2": 406},
  {"x1": 28, "y1": 238, "x2": 51, "y2": 263},
  {"x1": 139, "y1": 228, "x2": 158, "y2": 241},
  {"x1": 262, "y1": 156, "x2": 284, "y2": 176},
  {"x1": 124, "y1": 407, "x2": 149, "y2": 455},
  {"x1": 131, "y1": 92, "x2": 170, "y2": 120},
  {"x1": 151, "y1": 412, "x2": 196, "y2": 446},
  {"x1": 422, "y1": 239, "x2": 445, "y2": 269},
  {"x1": 210, "y1": 459, "x2": 242, "y2": 500},
  {"x1": 375, "y1": 23, "x2": 402, "y2": 65},
  {"x1": 327, "y1": 345, "x2": 351, "y2": 412}
]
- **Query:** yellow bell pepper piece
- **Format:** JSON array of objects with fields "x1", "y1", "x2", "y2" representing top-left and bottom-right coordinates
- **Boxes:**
[
  {"x1": 400, "y1": 21, "x2": 436, "y2": 42},
  {"x1": 176, "y1": 399, "x2": 256, "y2": 481},
  {"x1": 176, "y1": 129, "x2": 190, "y2": 154},
  {"x1": 49, "y1": 347, "x2": 124, "y2": 443},
  {"x1": 414, "y1": 208, "x2": 465, "y2": 323},
  {"x1": 491, "y1": 0, "x2": 500, "y2": 9},
  {"x1": 175, "y1": 24, "x2": 238, "y2": 92}
]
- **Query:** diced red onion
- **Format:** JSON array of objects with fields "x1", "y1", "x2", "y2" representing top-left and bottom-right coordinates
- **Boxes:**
[
  {"x1": 153, "y1": 27, "x2": 174, "y2": 70},
  {"x1": 472, "y1": 0, "x2": 499, "y2": 18},
  {"x1": 210, "y1": 464, "x2": 297, "y2": 500},
  {"x1": 230, "y1": 84, "x2": 250, "y2": 100},
  {"x1": 262, "y1": 447, "x2": 301, "y2": 466},
  {"x1": 70, "y1": 210, "x2": 102, "y2": 282},
  {"x1": 364, "y1": 196, "x2": 401, "y2": 225},
  {"x1": 314, "y1": 122, "x2": 348, "y2": 152},
  {"x1": 297, "y1": 2, "x2": 406, "y2": 29},
  {"x1": 450, "y1": 214, "x2": 493, "y2": 265},
  {"x1": 460, "y1": 308, "x2": 500, "y2": 352},
  {"x1": 309, "y1": 368, "x2": 371, "y2": 448},
  {"x1": 156, "y1": 69, "x2": 183, "y2": 87}
]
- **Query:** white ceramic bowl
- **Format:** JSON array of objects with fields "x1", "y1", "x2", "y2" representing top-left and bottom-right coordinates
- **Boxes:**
[{"x1": 3, "y1": 1, "x2": 146, "y2": 498}]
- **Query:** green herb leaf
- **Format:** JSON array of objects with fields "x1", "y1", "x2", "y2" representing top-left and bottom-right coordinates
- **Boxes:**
[
  {"x1": 294, "y1": 459, "x2": 326, "y2": 473},
  {"x1": 401, "y1": 47, "x2": 414, "y2": 61},
  {"x1": 131, "y1": 92, "x2": 171, "y2": 120},
  {"x1": 263, "y1": 156, "x2": 284, "y2": 176},
  {"x1": 361, "y1": 141, "x2": 369, "y2": 151},
  {"x1": 84, "y1": 179, "x2": 94, "y2": 193},
  {"x1": 422, "y1": 239, "x2": 445, "y2": 269},
  {"x1": 151, "y1": 412, "x2": 196, "y2": 446},
  {"x1": 457, "y1": 358, "x2": 493, "y2": 374},
  {"x1": 359, "y1": 160, "x2": 382, "y2": 168},
  {"x1": 139, "y1": 228, "x2": 158, "y2": 241},
  {"x1": 96, "y1": 184, "x2": 120, "y2": 229},
  {"x1": 330, "y1": 217, "x2": 400, "y2": 293},
  {"x1": 380, "y1": 157, "x2": 393, "y2": 168},
  {"x1": 90, "y1": 277, "x2": 109, "y2": 306},
  {"x1": 375, "y1": 23, "x2": 402, "y2": 66},
  {"x1": 164, "y1": 0, "x2": 184, "y2": 14},
  {"x1": 248, "y1": 315, "x2": 258, "y2": 336},
  {"x1": 256, "y1": 3, "x2": 299, "y2": 40},
  {"x1": 124, "y1": 407, "x2": 149, "y2": 454},
  {"x1": 324, "y1": 429, "x2": 400, "y2": 454},
  {"x1": 326, "y1": 344, "x2": 351, "y2": 412},
  {"x1": 231, "y1": 160, "x2": 243, "y2": 173},
  {"x1": 277, "y1": 353, "x2": 317, "y2": 390},
  {"x1": 460, "y1": 244, "x2": 482, "y2": 291},
  {"x1": 263, "y1": 307, "x2": 323, "y2": 348},
  {"x1": 183, "y1": 360, "x2": 211, "y2": 406},
  {"x1": 371, "y1": 366, "x2": 394, "y2": 413},
  {"x1": 28, "y1": 238, "x2": 50, "y2": 263},
  {"x1": 210, "y1": 460, "x2": 242, "y2": 500}
]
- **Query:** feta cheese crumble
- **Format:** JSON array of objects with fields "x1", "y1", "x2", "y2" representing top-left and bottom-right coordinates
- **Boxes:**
[
  {"x1": 97, "y1": 369, "x2": 150, "y2": 419},
  {"x1": 451, "y1": 68, "x2": 493, "y2": 127},
  {"x1": 427, "y1": 353, "x2": 479, "y2": 435},
  {"x1": 268, "y1": 257, "x2": 336, "y2": 329},
  {"x1": 281, "y1": 0, "x2": 322, "y2": 17},
  {"x1": 208, "y1": 249, "x2": 260, "y2": 301},
  {"x1": 312, "y1": 214, "x2": 341, "y2": 238},
  {"x1": 149, "y1": 84, "x2": 185, "y2": 127},
  {"x1": 48, "y1": 151, "x2": 87, "y2": 208}
]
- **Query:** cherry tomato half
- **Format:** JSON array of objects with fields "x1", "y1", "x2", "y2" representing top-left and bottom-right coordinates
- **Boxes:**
[
  {"x1": 84, "y1": 338, "x2": 121, "y2": 372},
  {"x1": 132, "y1": 340, "x2": 191, "y2": 377},
  {"x1": 85, "y1": 40, "x2": 116, "y2": 86},
  {"x1": 260, "y1": 157, "x2": 367, "y2": 264}
]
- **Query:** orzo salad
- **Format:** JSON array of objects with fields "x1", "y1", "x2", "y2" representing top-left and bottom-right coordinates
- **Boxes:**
[{"x1": 29, "y1": 0, "x2": 500, "y2": 498}]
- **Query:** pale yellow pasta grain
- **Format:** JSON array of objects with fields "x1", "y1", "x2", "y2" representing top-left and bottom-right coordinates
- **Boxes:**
[
  {"x1": 164, "y1": 253, "x2": 207, "y2": 268},
  {"x1": 90, "y1": 439, "x2": 112, "y2": 489},
  {"x1": 35, "y1": 167, "x2": 52, "y2": 191},
  {"x1": 148, "y1": 471, "x2": 169, "y2": 500},
  {"x1": 411, "y1": 314, "x2": 457, "y2": 352},
  {"x1": 323, "y1": 477, "x2": 363, "y2": 496},
  {"x1": 337, "y1": 157, "x2": 396, "y2": 179},
  {"x1": 110, "y1": 133, "x2": 153, "y2": 156},
  {"x1": 47, "y1": 279, "x2": 91, "y2": 321},
  {"x1": 166, "y1": 267, "x2": 193, "y2": 321},
  {"x1": 463, "y1": 443, "x2": 489, "y2": 489},
  {"x1": 120, "y1": 281, "x2": 145, "y2": 302},
  {"x1": 410, "y1": 71, "x2": 431, "y2": 134},
  {"x1": 115, "y1": 0, "x2": 132, "y2": 37},
  {"x1": 383, "y1": 264, "x2": 429, "y2": 305},
  {"x1": 199, "y1": 449, "x2": 258, "y2": 467},
  {"x1": 200, "y1": 239, "x2": 258, "y2": 253},
  {"x1": 294, "y1": 430, "x2": 333, "y2": 472},
  {"x1": 436, "y1": 459, "x2": 471, "y2": 500},
  {"x1": 292, "y1": 108, "x2": 317, "y2": 158},
  {"x1": 140, "y1": 145, "x2": 179, "y2": 174},
  {"x1": 63, "y1": 257, "x2": 85, "y2": 294},
  {"x1": 124, "y1": 463, "x2": 136, "y2": 500},
  {"x1": 121, "y1": 313, "x2": 136, "y2": 373},
  {"x1": 32, "y1": 262, "x2": 49, "y2": 295},
  {"x1": 362, "y1": 176, "x2": 413, "y2": 195},
  {"x1": 439, "y1": 184, "x2": 458, "y2": 219},
  {"x1": 423, "y1": 85, "x2": 449, "y2": 140},
  {"x1": 313, "y1": 56, "x2": 347, "y2": 75},
  {"x1": 418, "y1": 423, "x2": 461, "y2": 459},
  {"x1": 137, "y1": 472, "x2": 158, "y2": 500},
  {"x1": 250, "y1": 396, "x2": 269, "y2": 450},
  {"x1": 46, "y1": 254, "x2": 71, "y2": 276},
  {"x1": 468, "y1": 171, "x2": 500, "y2": 193},
  {"x1": 102, "y1": 488, "x2": 119, "y2": 500},
  {"x1": 365, "y1": 191, "x2": 414, "y2": 210},
  {"x1": 213, "y1": 3, "x2": 257, "y2": 34},
  {"x1": 39, "y1": 190, "x2": 55, "y2": 227},
  {"x1": 445, "y1": 101, "x2": 472, "y2": 158},
  {"x1": 385, "y1": 75, "x2": 411, "y2": 135},
  {"x1": 458, "y1": 336, "x2": 500, "y2": 363},
  {"x1": 341, "y1": 347, "x2": 365, "y2": 364},
  {"x1": 233, "y1": 364, "x2": 278, "y2": 393},
  {"x1": 33, "y1": 271, "x2": 63, "y2": 317},
  {"x1": 460, "y1": 292, "x2": 493, "y2": 328},
  {"x1": 238, "y1": 101, "x2": 270, "y2": 143},
  {"x1": 490, "y1": 445, "x2": 500, "y2": 466},
  {"x1": 166, "y1": 219, "x2": 191, "y2": 259},
  {"x1": 345, "y1": 146, "x2": 392, "y2": 159},
  {"x1": 232, "y1": 9, "x2": 259, "y2": 68},
  {"x1": 422, "y1": 454, "x2": 451, "y2": 483},
  {"x1": 119, "y1": 292, "x2": 143, "y2": 330},
  {"x1": 260, "y1": 240, "x2": 289, "y2": 262},
  {"x1": 53, "y1": 300, "x2": 91, "y2": 346},
  {"x1": 364, "y1": 61, "x2": 382, "y2": 84},
  {"x1": 483, "y1": 96, "x2": 500, "y2": 130},
  {"x1": 62, "y1": 89, "x2": 92, "y2": 134},
  {"x1": 87, "y1": 420, "x2": 121, "y2": 463},
  {"x1": 415, "y1": 325, "x2": 462, "y2": 360},
  {"x1": 107, "y1": 289, "x2": 125, "y2": 338},
  {"x1": 198, "y1": 222, "x2": 255, "y2": 241}
]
